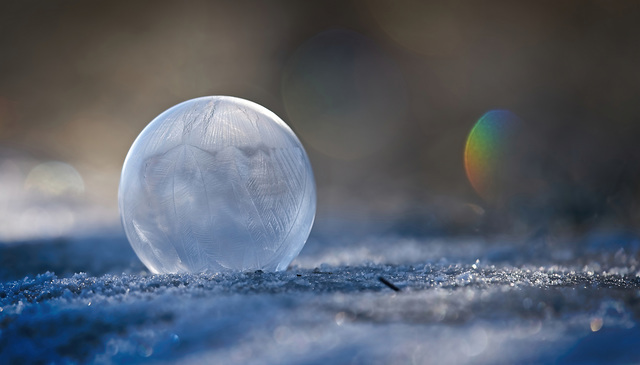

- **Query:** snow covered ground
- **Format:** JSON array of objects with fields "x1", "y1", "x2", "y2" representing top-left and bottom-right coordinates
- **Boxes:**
[{"x1": 1, "y1": 225, "x2": 640, "y2": 364}]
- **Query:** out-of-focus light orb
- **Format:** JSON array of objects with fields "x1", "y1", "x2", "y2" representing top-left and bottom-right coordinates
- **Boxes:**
[
  {"x1": 464, "y1": 110, "x2": 524, "y2": 202},
  {"x1": 24, "y1": 161, "x2": 85, "y2": 196},
  {"x1": 367, "y1": 0, "x2": 465, "y2": 57},
  {"x1": 118, "y1": 96, "x2": 316, "y2": 273},
  {"x1": 282, "y1": 29, "x2": 407, "y2": 160}
]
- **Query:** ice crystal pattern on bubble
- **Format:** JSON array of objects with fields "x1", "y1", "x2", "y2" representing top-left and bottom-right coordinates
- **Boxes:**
[{"x1": 119, "y1": 96, "x2": 316, "y2": 273}]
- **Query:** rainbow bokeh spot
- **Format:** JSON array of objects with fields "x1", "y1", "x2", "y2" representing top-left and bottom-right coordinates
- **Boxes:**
[{"x1": 465, "y1": 110, "x2": 524, "y2": 201}]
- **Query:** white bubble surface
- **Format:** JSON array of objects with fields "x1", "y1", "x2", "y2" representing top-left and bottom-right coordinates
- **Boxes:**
[{"x1": 119, "y1": 96, "x2": 316, "y2": 273}]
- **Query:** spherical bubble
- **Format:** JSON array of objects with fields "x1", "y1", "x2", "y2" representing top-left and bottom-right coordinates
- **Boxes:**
[
  {"x1": 118, "y1": 96, "x2": 316, "y2": 273},
  {"x1": 464, "y1": 110, "x2": 525, "y2": 203}
]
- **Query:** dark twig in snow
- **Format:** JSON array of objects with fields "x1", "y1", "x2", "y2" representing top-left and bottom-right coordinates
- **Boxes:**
[{"x1": 379, "y1": 276, "x2": 401, "y2": 292}]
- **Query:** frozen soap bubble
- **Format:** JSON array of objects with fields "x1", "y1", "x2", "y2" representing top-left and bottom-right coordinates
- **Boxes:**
[{"x1": 119, "y1": 96, "x2": 316, "y2": 273}]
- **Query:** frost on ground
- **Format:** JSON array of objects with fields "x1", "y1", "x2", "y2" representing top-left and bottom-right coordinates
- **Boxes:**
[{"x1": 1, "y1": 228, "x2": 640, "y2": 364}]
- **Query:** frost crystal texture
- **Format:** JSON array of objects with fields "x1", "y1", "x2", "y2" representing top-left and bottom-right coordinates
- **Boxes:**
[{"x1": 118, "y1": 96, "x2": 316, "y2": 273}]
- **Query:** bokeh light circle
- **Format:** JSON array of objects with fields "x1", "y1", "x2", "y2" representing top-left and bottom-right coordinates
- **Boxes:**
[
  {"x1": 282, "y1": 29, "x2": 407, "y2": 160},
  {"x1": 25, "y1": 161, "x2": 85, "y2": 196},
  {"x1": 464, "y1": 110, "x2": 524, "y2": 202},
  {"x1": 368, "y1": 0, "x2": 465, "y2": 57}
]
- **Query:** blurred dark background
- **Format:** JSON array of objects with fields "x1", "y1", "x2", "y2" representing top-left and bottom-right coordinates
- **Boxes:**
[{"x1": 1, "y1": 0, "x2": 640, "y2": 242}]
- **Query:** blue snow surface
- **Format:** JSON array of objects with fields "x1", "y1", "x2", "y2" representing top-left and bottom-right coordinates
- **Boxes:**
[{"x1": 1, "y1": 223, "x2": 640, "y2": 364}]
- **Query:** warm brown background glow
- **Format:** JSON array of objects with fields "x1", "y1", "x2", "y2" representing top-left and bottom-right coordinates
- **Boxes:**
[{"x1": 2, "y1": 0, "x2": 640, "y2": 240}]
